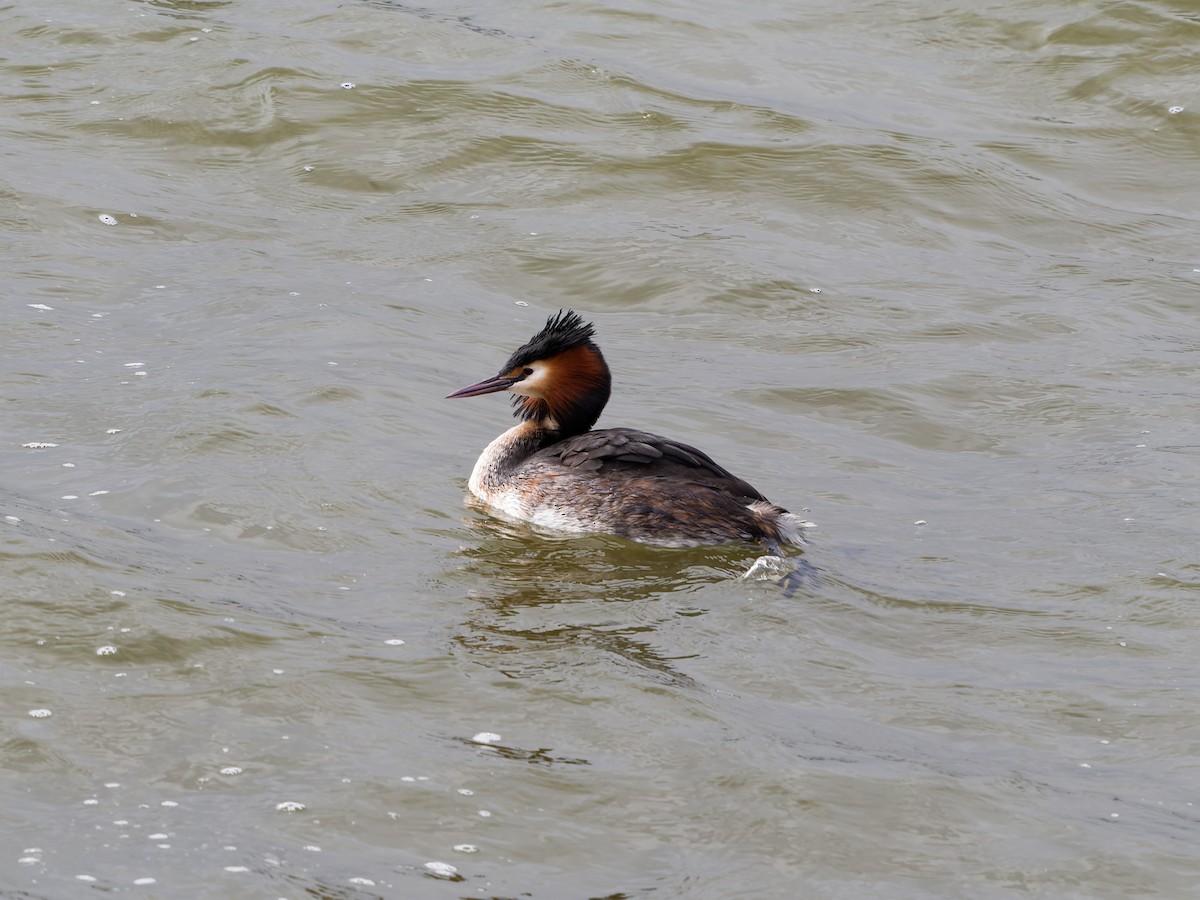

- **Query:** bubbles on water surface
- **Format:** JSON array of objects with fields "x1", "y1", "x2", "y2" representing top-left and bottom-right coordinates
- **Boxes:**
[
  {"x1": 423, "y1": 861, "x2": 458, "y2": 878},
  {"x1": 98, "y1": 214, "x2": 117, "y2": 225}
]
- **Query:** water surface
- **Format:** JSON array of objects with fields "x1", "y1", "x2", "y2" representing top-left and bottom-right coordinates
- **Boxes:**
[{"x1": 3, "y1": 0, "x2": 1199, "y2": 896}]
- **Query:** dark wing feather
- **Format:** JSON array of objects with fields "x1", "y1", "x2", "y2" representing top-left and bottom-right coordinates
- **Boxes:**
[{"x1": 538, "y1": 428, "x2": 768, "y2": 501}]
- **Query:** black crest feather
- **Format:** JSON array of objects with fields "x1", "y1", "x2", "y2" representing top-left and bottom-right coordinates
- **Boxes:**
[{"x1": 503, "y1": 310, "x2": 596, "y2": 371}]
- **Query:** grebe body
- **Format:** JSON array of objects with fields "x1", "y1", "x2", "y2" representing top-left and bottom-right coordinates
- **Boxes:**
[{"x1": 447, "y1": 311, "x2": 808, "y2": 554}]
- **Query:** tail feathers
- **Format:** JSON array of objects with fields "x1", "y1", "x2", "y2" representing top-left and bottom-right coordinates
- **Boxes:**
[{"x1": 748, "y1": 500, "x2": 814, "y2": 554}]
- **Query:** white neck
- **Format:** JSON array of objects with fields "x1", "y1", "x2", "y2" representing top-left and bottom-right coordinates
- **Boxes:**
[{"x1": 467, "y1": 420, "x2": 552, "y2": 498}]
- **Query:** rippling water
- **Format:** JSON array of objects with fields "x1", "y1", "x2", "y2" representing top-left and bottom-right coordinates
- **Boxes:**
[{"x1": 3, "y1": 0, "x2": 1199, "y2": 896}]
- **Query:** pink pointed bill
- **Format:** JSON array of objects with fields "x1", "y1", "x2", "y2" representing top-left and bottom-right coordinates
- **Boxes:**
[{"x1": 446, "y1": 374, "x2": 518, "y2": 399}]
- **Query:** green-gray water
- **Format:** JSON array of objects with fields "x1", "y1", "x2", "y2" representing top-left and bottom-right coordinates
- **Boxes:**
[{"x1": 3, "y1": 0, "x2": 1198, "y2": 896}]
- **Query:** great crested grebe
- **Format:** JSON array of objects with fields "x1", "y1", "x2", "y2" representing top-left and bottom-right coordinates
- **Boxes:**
[{"x1": 447, "y1": 310, "x2": 811, "y2": 558}]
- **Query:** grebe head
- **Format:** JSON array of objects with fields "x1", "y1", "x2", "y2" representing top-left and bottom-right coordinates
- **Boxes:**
[{"x1": 447, "y1": 309, "x2": 612, "y2": 436}]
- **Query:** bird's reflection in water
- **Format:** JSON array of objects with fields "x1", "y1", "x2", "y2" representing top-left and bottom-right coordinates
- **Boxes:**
[{"x1": 449, "y1": 512, "x2": 758, "y2": 686}]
